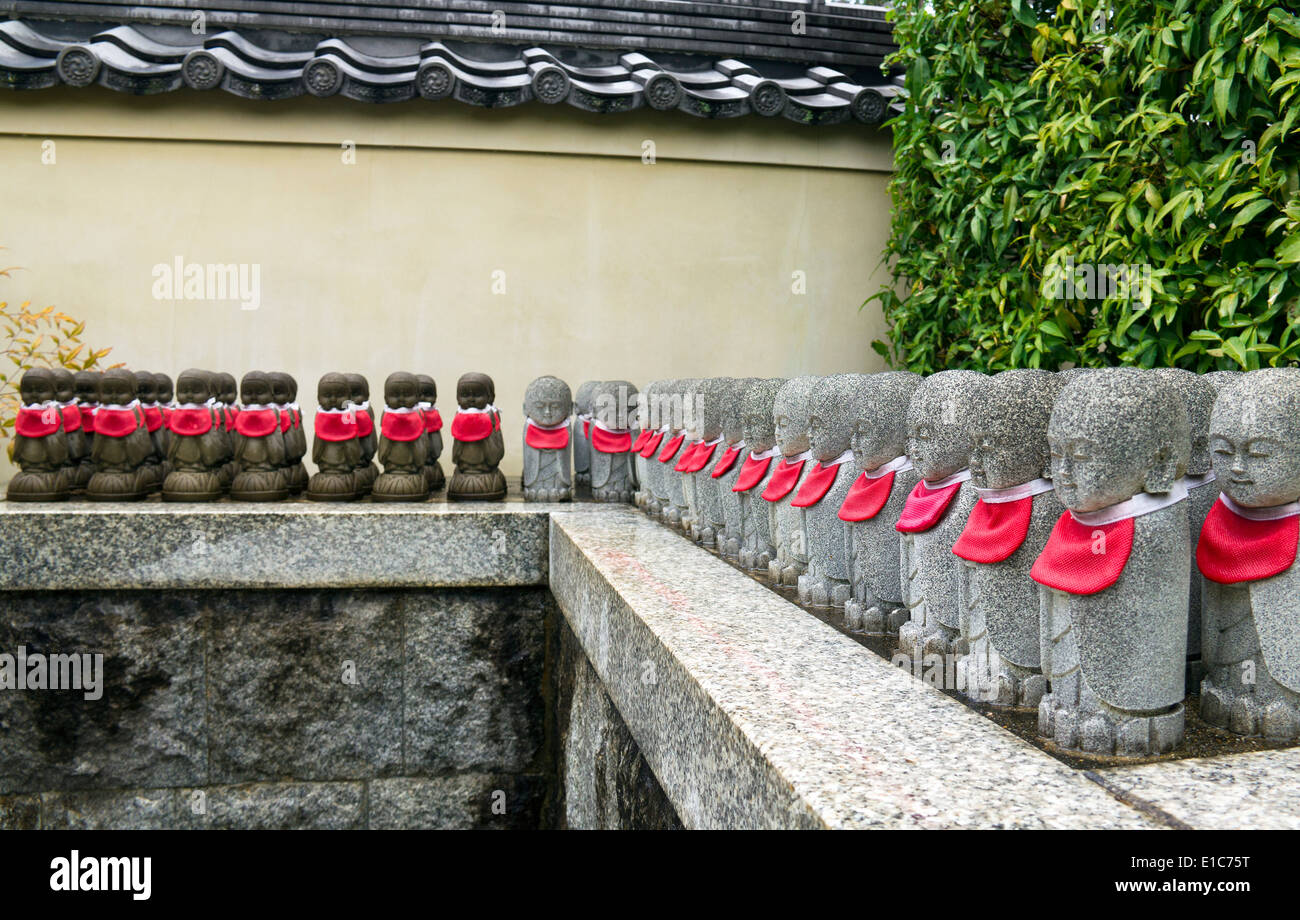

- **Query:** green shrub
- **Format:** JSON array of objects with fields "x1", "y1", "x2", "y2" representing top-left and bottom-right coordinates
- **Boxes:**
[{"x1": 869, "y1": 0, "x2": 1300, "y2": 372}]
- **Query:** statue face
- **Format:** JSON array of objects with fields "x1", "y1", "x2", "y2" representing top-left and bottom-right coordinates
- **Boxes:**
[
  {"x1": 318, "y1": 375, "x2": 349, "y2": 411},
  {"x1": 217, "y1": 375, "x2": 237, "y2": 405},
  {"x1": 417, "y1": 376, "x2": 436, "y2": 405},
  {"x1": 153, "y1": 373, "x2": 173, "y2": 403},
  {"x1": 773, "y1": 377, "x2": 815, "y2": 458},
  {"x1": 269, "y1": 374, "x2": 291, "y2": 405},
  {"x1": 344, "y1": 374, "x2": 368, "y2": 404},
  {"x1": 51, "y1": 369, "x2": 75, "y2": 403},
  {"x1": 741, "y1": 380, "x2": 782, "y2": 452},
  {"x1": 19, "y1": 369, "x2": 56, "y2": 404},
  {"x1": 594, "y1": 381, "x2": 636, "y2": 430},
  {"x1": 524, "y1": 376, "x2": 572, "y2": 427},
  {"x1": 134, "y1": 372, "x2": 158, "y2": 403},
  {"x1": 176, "y1": 373, "x2": 211, "y2": 405},
  {"x1": 1210, "y1": 373, "x2": 1300, "y2": 508},
  {"x1": 808, "y1": 376, "x2": 857, "y2": 461},
  {"x1": 720, "y1": 379, "x2": 750, "y2": 444},
  {"x1": 458, "y1": 380, "x2": 490, "y2": 410},
  {"x1": 99, "y1": 370, "x2": 136, "y2": 406},
  {"x1": 73, "y1": 372, "x2": 99, "y2": 404},
  {"x1": 241, "y1": 374, "x2": 272, "y2": 406},
  {"x1": 907, "y1": 373, "x2": 982, "y2": 482},
  {"x1": 968, "y1": 371, "x2": 1057, "y2": 490},
  {"x1": 385, "y1": 374, "x2": 419, "y2": 410}
]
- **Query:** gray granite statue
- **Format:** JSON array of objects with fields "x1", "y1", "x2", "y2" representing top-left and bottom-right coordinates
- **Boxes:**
[
  {"x1": 632, "y1": 380, "x2": 657, "y2": 509},
  {"x1": 684, "y1": 377, "x2": 732, "y2": 544},
  {"x1": 634, "y1": 380, "x2": 665, "y2": 514},
  {"x1": 644, "y1": 379, "x2": 681, "y2": 520},
  {"x1": 841, "y1": 371, "x2": 921, "y2": 635},
  {"x1": 896, "y1": 370, "x2": 986, "y2": 661},
  {"x1": 735, "y1": 378, "x2": 786, "y2": 570},
  {"x1": 522, "y1": 375, "x2": 573, "y2": 502},
  {"x1": 572, "y1": 380, "x2": 599, "y2": 493},
  {"x1": 1202, "y1": 370, "x2": 1243, "y2": 394},
  {"x1": 661, "y1": 378, "x2": 697, "y2": 529},
  {"x1": 1198, "y1": 369, "x2": 1300, "y2": 741},
  {"x1": 1033, "y1": 368, "x2": 1190, "y2": 756},
  {"x1": 952, "y1": 369, "x2": 1062, "y2": 707},
  {"x1": 1153, "y1": 367, "x2": 1219, "y2": 666},
  {"x1": 5, "y1": 368, "x2": 69, "y2": 502},
  {"x1": 707, "y1": 377, "x2": 754, "y2": 558},
  {"x1": 794, "y1": 374, "x2": 864, "y2": 607},
  {"x1": 766, "y1": 376, "x2": 818, "y2": 586},
  {"x1": 590, "y1": 380, "x2": 638, "y2": 503}
]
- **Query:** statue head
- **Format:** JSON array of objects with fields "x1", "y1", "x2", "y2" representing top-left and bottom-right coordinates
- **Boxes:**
[
  {"x1": 416, "y1": 374, "x2": 437, "y2": 407},
  {"x1": 696, "y1": 377, "x2": 733, "y2": 442},
  {"x1": 176, "y1": 368, "x2": 213, "y2": 406},
  {"x1": 216, "y1": 372, "x2": 238, "y2": 406},
  {"x1": 1048, "y1": 368, "x2": 1189, "y2": 513},
  {"x1": 133, "y1": 370, "x2": 158, "y2": 405},
  {"x1": 268, "y1": 372, "x2": 292, "y2": 407},
  {"x1": 384, "y1": 372, "x2": 420, "y2": 410},
  {"x1": 809, "y1": 374, "x2": 862, "y2": 462},
  {"x1": 1152, "y1": 367, "x2": 1216, "y2": 476},
  {"x1": 593, "y1": 380, "x2": 636, "y2": 430},
  {"x1": 967, "y1": 369, "x2": 1061, "y2": 490},
  {"x1": 98, "y1": 368, "x2": 137, "y2": 406},
  {"x1": 574, "y1": 381, "x2": 599, "y2": 417},
  {"x1": 19, "y1": 367, "x2": 56, "y2": 405},
  {"x1": 524, "y1": 375, "x2": 572, "y2": 427},
  {"x1": 50, "y1": 367, "x2": 75, "y2": 404},
  {"x1": 907, "y1": 370, "x2": 986, "y2": 481},
  {"x1": 741, "y1": 378, "x2": 786, "y2": 453},
  {"x1": 773, "y1": 376, "x2": 818, "y2": 458},
  {"x1": 636, "y1": 380, "x2": 659, "y2": 431},
  {"x1": 317, "y1": 373, "x2": 350, "y2": 411},
  {"x1": 848, "y1": 371, "x2": 921, "y2": 472},
  {"x1": 344, "y1": 373, "x2": 369, "y2": 406},
  {"x1": 153, "y1": 372, "x2": 174, "y2": 405},
  {"x1": 1202, "y1": 370, "x2": 1243, "y2": 396},
  {"x1": 240, "y1": 371, "x2": 272, "y2": 407},
  {"x1": 1210, "y1": 369, "x2": 1300, "y2": 508},
  {"x1": 73, "y1": 370, "x2": 100, "y2": 405},
  {"x1": 456, "y1": 372, "x2": 494, "y2": 410},
  {"x1": 285, "y1": 373, "x2": 298, "y2": 403},
  {"x1": 721, "y1": 378, "x2": 757, "y2": 445}
]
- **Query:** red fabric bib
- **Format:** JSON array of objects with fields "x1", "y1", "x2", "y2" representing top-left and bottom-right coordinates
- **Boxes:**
[
  {"x1": 639, "y1": 430, "x2": 665, "y2": 459},
  {"x1": 526, "y1": 422, "x2": 569, "y2": 450},
  {"x1": 94, "y1": 407, "x2": 139, "y2": 439},
  {"x1": 733, "y1": 454, "x2": 774, "y2": 493},
  {"x1": 60, "y1": 405, "x2": 82, "y2": 433},
  {"x1": 381, "y1": 410, "x2": 425, "y2": 442},
  {"x1": 168, "y1": 407, "x2": 214, "y2": 437},
  {"x1": 278, "y1": 408, "x2": 292, "y2": 433},
  {"x1": 451, "y1": 411, "x2": 494, "y2": 442},
  {"x1": 423, "y1": 408, "x2": 443, "y2": 433},
  {"x1": 315, "y1": 411, "x2": 357, "y2": 442},
  {"x1": 631, "y1": 430, "x2": 653, "y2": 453},
  {"x1": 673, "y1": 441, "x2": 699, "y2": 471},
  {"x1": 791, "y1": 460, "x2": 843, "y2": 508},
  {"x1": 291, "y1": 407, "x2": 302, "y2": 430},
  {"x1": 895, "y1": 479, "x2": 964, "y2": 533},
  {"x1": 657, "y1": 433, "x2": 685, "y2": 464},
  {"x1": 235, "y1": 408, "x2": 279, "y2": 439},
  {"x1": 682, "y1": 441, "x2": 718, "y2": 473},
  {"x1": 953, "y1": 496, "x2": 1034, "y2": 564},
  {"x1": 493, "y1": 411, "x2": 502, "y2": 432},
  {"x1": 711, "y1": 445, "x2": 742, "y2": 478},
  {"x1": 14, "y1": 406, "x2": 61, "y2": 438},
  {"x1": 1197, "y1": 498, "x2": 1300, "y2": 585},
  {"x1": 581, "y1": 418, "x2": 591, "y2": 438},
  {"x1": 223, "y1": 407, "x2": 238, "y2": 432},
  {"x1": 838, "y1": 471, "x2": 894, "y2": 522},
  {"x1": 761, "y1": 458, "x2": 806, "y2": 502},
  {"x1": 355, "y1": 408, "x2": 374, "y2": 438},
  {"x1": 142, "y1": 405, "x2": 164, "y2": 433},
  {"x1": 592, "y1": 427, "x2": 632, "y2": 453},
  {"x1": 79, "y1": 404, "x2": 98, "y2": 433},
  {"x1": 1030, "y1": 512, "x2": 1135, "y2": 595}
]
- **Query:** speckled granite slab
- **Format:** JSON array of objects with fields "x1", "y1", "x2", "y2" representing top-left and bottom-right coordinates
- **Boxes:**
[
  {"x1": 0, "y1": 498, "x2": 612, "y2": 590},
  {"x1": 548, "y1": 508, "x2": 1161, "y2": 829}
]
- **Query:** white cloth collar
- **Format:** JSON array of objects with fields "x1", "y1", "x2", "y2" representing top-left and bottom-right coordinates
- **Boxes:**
[
  {"x1": 864, "y1": 454, "x2": 914, "y2": 479},
  {"x1": 748, "y1": 446, "x2": 781, "y2": 461},
  {"x1": 527, "y1": 418, "x2": 569, "y2": 432},
  {"x1": 725, "y1": 439, "x2": 746, "y2": 452},
  {"x1": 316, "y1": 406, "x2": 353, "y2": 415},
  {"x1": 781, "y1": 449, "x2": 814, "y2": 464},
  {"x1": 1182, "y1": 471, "x2": 1217, "y2": 489},
  {"x1": 240, "y1": 403, "x2": 275, "y2": 412},
  {"x1": 385, "y1": 406, "x2": 421, "y2": 414},
  {"x1": 593, "y1": 419, "x2": 632, "y2": 435},
  {"x1": 459, "y1": 405, "x2": 492, "y2": 414},
  {"x1": 98, "y1": 400, "x2": 140, "y2": 412},
  {"x1": 923, "y1": 467, "x2": 972, "y2": 489},
  {"x1": 976, "y1": 477, "x2": 1055, "y2": 504},
  {"x1": 1220, "y1": 492, "x2": 1300, "y2": 521},
  {"x1": 816, "y1": 449, "x2": 855, "y2": 469},
  {"x1": 176, "y1": 402, "x2": 208, "y2": 411},
  {"x1": 20, "y1": 400, "x2": 59, "y2": 411},
  {"x1": 1070, "y1": 480, "x2": 1189, "y2": 526}
]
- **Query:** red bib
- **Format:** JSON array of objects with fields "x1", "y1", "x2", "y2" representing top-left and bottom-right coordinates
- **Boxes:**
[
  {"x1": 1030, "y1": 513, "x2": 1135, "y2": 595},
  {"x1": 1197, "y1": 498, "x2": 1300, "y2": 585},
  {"x1": 791, "y1": 460, "x2": 844, "y2": 508},
  {"x1": 581, "y1": 418, "x2": 591, "y2": 438},
  {"x1": 451, "y1": 411, "x2": 494, "y2": 442},
  {"x1": 143, "y1": 405, "x2": 164, "y2": 433},
  {"x1": 79, "y1": 404, "x2": 98, "y2": 433},
  {"x1": 953, "y1": 497, "x2": 1034, "y2": 564},
  {"x1": 631, "y1": 430, "x2": 653, "y2": 453},
  {"x1": 733, "y1": 454, "x2": 774, "y2": 493},
  {"x1": 381, "y1": 411, "x2": 425, "y2": 442},
  {"x1": 94, "y1": 407, "x2": 140, "y2": 438},
  {"x1": 592, "y1": 427, "x2": 633, "y2": 453},
  {"x1": 711, "y1": 445, "x2": 743, "y2": 478},
  {"x1": 278, "y1": 408, "x2": 292, "y2": 433},
  {"x1": 761, "y1": 458, "x2": 806, "y2": 502},
  {"x1": 838, "y1": 471, "x2": 894, "y2": 522},
  {"x1": 423, "y1": 408, "x2": 443, "y2": 433},
  {"x1": 168, "y1": 407, "x2": 214, "y2": 436},
  {"x1": 639, "y1": 430, "x2": 665, "y2": 459},
  {"x1": 14, "y1": 406, "x2": 61, "y2": 438},
  {"x1": 355, "y1": 408, "x2": 375, "y2": 438},
  {"x1": 235, "y1": 407, "x2": 279, "y2": 438},
  {"x1": 61, "y1": 405, "x2": 82, "y2": 433},
  {"x1": 896, "y1": 479, "x2": 964, "y2": 533},
  {"x1": 291, "y1": 407, "x2": 302, "y2": 430},
  {"x1": 682, "y1": 441, "x2": 718, "y2": 473},
  {"x1": 526, "y1": 422, "x2": 569, "y2": 450},
  {"x1": 223, "y1": 407, "x2": 238, "y2": 432},
  {"x1": 315, "y1": 411, "x2": 357, "y2": 442},
  {"x1": 673, "y1": 441, "x2": 700, "y2": 472},
  {"x1": 657, "y1": 433, "x2": 685, "y2": 464}
]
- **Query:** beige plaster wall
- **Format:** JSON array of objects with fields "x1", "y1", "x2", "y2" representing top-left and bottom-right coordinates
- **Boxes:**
[{"x1": 0, "y1": 87, "x2": 894, "y2": 480}]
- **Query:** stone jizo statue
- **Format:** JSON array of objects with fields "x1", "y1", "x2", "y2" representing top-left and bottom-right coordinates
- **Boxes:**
[
  {"x1": 307, "y1": 372, "x2": 361, "y2": 501},
  {"x1": 448, "y1": 371, "x2": 507, "y2": 501},
  {"x1": 572, "y1": 380, "x2": 599, "y2": 493},
  {"x1": 522, "y1": 375, "x2": 573, "y2": 502},
  {"x1": 590, "y1": 380, "x2": 638, "y2": 503},
  {"x1": 372, "y1": 371, "x2": 430, "y2": 502},
  {"x1": 162, "y1": 368, "x2": 225, "y2": 502},
  {"x1": 231, "y1": 370, "x2": 289, "y2": 502},
  {"x1": 708, "y1": 377, "x2": 754, "y2": 557},
  {"x1": 5, "y1": 367, "x2": 70, "y2": 502},
  {"x1": 734, "y1": 378, "x2": 785, "y2": 571},
  {"x1": 86, "y1": 368, "x2": 152, "y2": 502},
  {"x1": 417, "y1": 374, "x2": 445, "y2": 493},
  {"x1": 764, "y1": 376, "x2": 818, "y2": 586},
  {"x1": 345, "y1": 373, "x2": 378, "y2": 498}
]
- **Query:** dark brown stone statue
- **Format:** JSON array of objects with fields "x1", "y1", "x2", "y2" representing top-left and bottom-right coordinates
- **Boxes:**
[
  {"x1": 417, "y1": 374, "x2": 445, "y2": 492},
  {"x1": 373, "y1": 372, "x2": 430, "y2": 502},
  {"x1": 5, "y1": 368, "x2": 70, "y2": 502},
  {"x1": 270, "y1": 371, "x2": 308, "y2": 497},
  {"x1": 50, "y1": 367, "x2": 89, "y2": 495},
  {"x1": 230, "y1": 371, "x2": 288, "y2": 502},
  {"x1": 133, "y1": 370, "x2": 165, "y2": 494},
  {"x1": 307, "y1": 372, "x2": 361, "y2": 502},
  {"x1": 73, "y1": 370, "x2": 100, "y2": 491},
  {"x1": 153, "y1": 371, "x2": 175, "y2": 481},
  {"x1": 448, "y1": 371, "x2": 507, "y2": 501},
  {"x1": 345, "y1": 373, "x2": 378, "y2": 498},
  {"x1": 86, "y1": 368, "x2": 152, "y2": 501},
  {"x1": 215, "y1": 371, "x2": 240, "y2": 493},
  {"x1": 162, "y1": 368, "x2": 225, "y2": 502}
]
